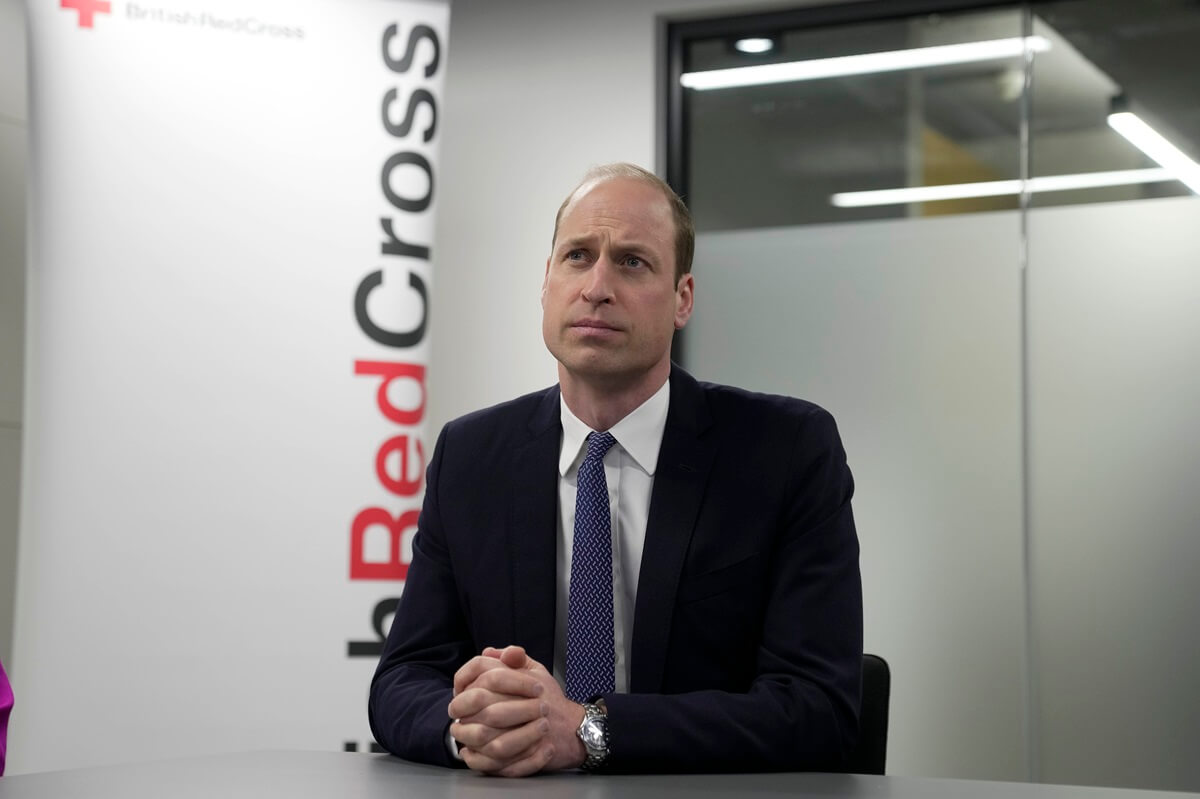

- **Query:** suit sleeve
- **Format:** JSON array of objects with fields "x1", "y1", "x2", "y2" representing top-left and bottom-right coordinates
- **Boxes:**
[
  {"x1": 368, "y1": 424, "x2": 471, "y2": 768},
  {"x1": 601, "y1": 407, "x2": 863, "y2": 773}
]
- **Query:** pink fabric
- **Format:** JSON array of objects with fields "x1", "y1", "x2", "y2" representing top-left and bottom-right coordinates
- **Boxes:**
[{"x1": 0, "y1": 658, "x2": 12, "y2": 776}]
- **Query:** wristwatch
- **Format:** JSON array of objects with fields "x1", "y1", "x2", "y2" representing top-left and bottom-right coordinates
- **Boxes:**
[{"x1": 576, "y1": 700, "x2": 610, "y2": 771}]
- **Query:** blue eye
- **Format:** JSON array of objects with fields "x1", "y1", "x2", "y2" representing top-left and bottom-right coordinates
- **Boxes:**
[{"x1": 624, "y1": 255, "x2": 644, "y2": 268}]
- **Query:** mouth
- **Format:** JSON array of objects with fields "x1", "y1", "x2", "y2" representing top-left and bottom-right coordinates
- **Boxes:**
[{"x1": 570, "y1": 318, "x2": 622, "y2": 336}]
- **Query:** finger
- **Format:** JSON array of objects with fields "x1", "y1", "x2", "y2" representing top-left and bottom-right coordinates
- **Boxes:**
[
  {"x1": 449, "y1": 687, "x2": 506, "y2": 720},
  {"x1": 475, "y1": 716, "x2": 551, "y2": 764},
  {"x1": 452, "y1": 655, "x2": 509, "y2": 696},
  {"x1": 497, "y1": 645, "x2": 528, "y2": 670},
  {"x1": 480, "y1": 645, "x2": 528, "y2": 671},
  {"x1": 468, "y1": 667, "x2": 544, "y2": 697},
  {"x1": 520, "y1": 655, "x2": 552, "y2": 676},
  {"x1": 448, "y1": 677, "x2": 542, "y2": 720},
  {"x1": 460, "y1": 697, "x2": 548, "y2": 730},
  {"x1": 462, "y1": 742, "x2": 553, "y2": 778},
  {"x1": 449, "y1": 719, "x2": 501, "y2": 752},
  {"x1": 460, "y1": 717, "x2": 552, "y2": 774},
  {"x1": 494, "y1": 743, "x2": 556, "y2": 778}
]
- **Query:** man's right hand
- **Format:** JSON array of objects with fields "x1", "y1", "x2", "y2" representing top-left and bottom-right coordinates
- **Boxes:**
[{"x1": 448, "y1": 646, "x2": 555, "y2": 777}]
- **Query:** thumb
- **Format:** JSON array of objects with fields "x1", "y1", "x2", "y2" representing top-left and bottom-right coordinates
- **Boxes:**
[{"x1": 498, "y1": 645, "x2": 529, "y2": 669}]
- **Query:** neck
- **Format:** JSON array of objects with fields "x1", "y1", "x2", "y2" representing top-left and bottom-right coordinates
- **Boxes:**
[{"x1": 558, "y1": 361, "x2": 670, "y2": 431}]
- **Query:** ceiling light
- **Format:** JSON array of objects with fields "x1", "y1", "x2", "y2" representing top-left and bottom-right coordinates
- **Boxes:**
[
  {"x1": 1107, "y1": 111, "x2": 1200, "y2": 194},
  {"x1": 734, "y1": 37, "x2": 776, "y2": 55},
  {"x1": 830, "y1": 168, "x2": 1174, "y2": 207},
  {"x1": 682, "y1": 36, "x2": 1051, "y2": 90}
]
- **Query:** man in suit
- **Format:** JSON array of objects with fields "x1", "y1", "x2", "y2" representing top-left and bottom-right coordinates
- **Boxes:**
[{"x1": 369, "y1": 163, "x2": 862, "y2": 776}]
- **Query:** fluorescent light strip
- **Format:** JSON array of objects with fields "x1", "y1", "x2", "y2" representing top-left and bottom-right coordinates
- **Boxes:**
[
  {"x1": 1108, "y1": 112, "x2": 1200, "y2": 194},
  {"x1": 1028, "y1": 168, "x2": 1173, "y2": 192},
  {"x1": 681, "y1": 36, "x2": 1051, "y2": 90},
  {"x1": 831, "y1": 168, "x2": 1174, "y2": 207}
]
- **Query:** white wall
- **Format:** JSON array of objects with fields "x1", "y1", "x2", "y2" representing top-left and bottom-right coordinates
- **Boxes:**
[{"x1": 0, "y1": 0, "x2": 28, "y2": 670}]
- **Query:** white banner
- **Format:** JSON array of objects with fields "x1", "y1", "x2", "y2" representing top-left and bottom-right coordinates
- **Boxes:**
[{"x1": 12, "y1": 0, "x2": 446, "y2": 773}]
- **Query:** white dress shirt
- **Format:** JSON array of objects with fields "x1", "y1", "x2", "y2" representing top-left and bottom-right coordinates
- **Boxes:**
[{"x1": 553, "y1": 379, "x2": 670, "y2": 693}]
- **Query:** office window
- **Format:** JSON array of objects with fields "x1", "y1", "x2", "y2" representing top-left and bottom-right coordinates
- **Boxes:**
[{"x1": 668, "y1": 0, "x2": 1199, "y2": 230}]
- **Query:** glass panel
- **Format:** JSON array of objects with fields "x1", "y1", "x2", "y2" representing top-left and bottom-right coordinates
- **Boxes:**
[
  {"x1": 1028, "y1": 0, "x2": 1200, "y2": 208},
  {"x1": 673, "y1": 0, "x2": 1200, "y2": 790},
  {"x1": 688, "y1": 215, "x2": 1028, "y2": 781},
  {"x1": 678, "y1": 4, "x2": 1033, "y2": 783},
  {"x1": 683, "y1": 8, "x2": 1025, "y2": 230}
]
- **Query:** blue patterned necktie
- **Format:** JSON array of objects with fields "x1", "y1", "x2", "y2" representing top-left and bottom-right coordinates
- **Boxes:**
[{"x1": 565, "y1": 431, "x2": 617, "y2": 703}]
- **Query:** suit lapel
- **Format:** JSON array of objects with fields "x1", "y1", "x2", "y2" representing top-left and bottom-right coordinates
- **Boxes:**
[
  {"x1": 508, "y1": 386, "x2": 562, "y2": 668},
  {"x1": 630, "y1": 368, "x2": 716, "y2": 693}
]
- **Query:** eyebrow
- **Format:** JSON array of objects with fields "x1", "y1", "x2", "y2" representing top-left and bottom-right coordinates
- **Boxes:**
[
  {"x1": 558, "y1": 235, "x2": 655, "y2": 255},
  {"x1": 558, "y1": 234, "x2": 598, "y2": 251}
]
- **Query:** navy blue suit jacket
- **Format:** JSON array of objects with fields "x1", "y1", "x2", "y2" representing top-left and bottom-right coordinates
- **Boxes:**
[{"x1": 368, "y1": 367, "x2": 863, "y2": 772}]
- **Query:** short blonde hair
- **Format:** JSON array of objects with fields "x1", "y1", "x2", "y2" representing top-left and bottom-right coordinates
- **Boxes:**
[{"x1": 551, "y1": 163, "x2": 695, "y2": 281}]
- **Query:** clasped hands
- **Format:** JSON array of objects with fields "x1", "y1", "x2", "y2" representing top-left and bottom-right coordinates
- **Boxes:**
[{"x1": 448, "y1": 645, "x2": 587, "y2": 777}]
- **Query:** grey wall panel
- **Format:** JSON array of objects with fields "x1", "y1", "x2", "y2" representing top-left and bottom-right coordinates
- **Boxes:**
[
  {"x1": 1027, "y1": 195, "x2": 1200, "y2": 792},
  {"x1": 687, "y1": 213, "x2": 1027, "y2": 780}
]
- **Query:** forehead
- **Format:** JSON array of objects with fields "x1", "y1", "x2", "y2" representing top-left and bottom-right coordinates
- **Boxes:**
[{"x1": 557, "y1": 177, "x2": 675, "y2": 244}]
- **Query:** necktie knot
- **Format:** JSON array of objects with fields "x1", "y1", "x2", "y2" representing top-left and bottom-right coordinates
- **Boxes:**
[{"x1": 586, "y1": 431, "x2": 616, "y2": 462}]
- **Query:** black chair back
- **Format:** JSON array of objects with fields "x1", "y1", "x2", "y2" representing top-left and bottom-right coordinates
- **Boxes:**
[{"x1": 845, "y1": 653, "x2": 891, "y2": 775}]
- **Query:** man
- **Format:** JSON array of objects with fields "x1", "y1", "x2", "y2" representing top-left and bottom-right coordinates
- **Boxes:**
[{"x1": 369, "y1": 163, "x2": 862, "y2": 775}]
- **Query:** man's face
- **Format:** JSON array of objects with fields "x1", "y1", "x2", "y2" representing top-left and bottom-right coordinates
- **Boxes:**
[{"x1": 541, "y1": 177, "x2": 694, "y2": 391}]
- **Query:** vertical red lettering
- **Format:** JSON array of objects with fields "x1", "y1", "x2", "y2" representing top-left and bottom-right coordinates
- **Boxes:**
[
  {"x1": 375, "y1": 435, "x2": 425, "y2": 496},
  {"x1": 350, "y1": 507, "x2": 420, "y2": 580},
  {"x1": 354, "y1": 360, "x2": 426, "y2": 425}
]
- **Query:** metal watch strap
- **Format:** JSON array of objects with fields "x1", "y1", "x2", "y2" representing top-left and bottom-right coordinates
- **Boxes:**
[{"x1": 577, "y1": 701, "x2": 610, "y2": 771}]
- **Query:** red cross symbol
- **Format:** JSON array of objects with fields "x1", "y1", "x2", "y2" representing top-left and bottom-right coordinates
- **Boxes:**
[{"x1": 61, "y1": 0, "x2": 111, "y2": 29}]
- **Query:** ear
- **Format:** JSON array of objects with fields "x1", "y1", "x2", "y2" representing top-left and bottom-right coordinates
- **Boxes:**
[
  {"x1": 674, "y1": 273, "x2": 694, "y2": 330},
  {"x1": 540, "y1": 257, "x2": 551, "y2": 308}
]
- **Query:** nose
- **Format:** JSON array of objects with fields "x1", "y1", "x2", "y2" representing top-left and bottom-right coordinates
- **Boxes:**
[{"x1": 580, "y1": 254, "x2": 616, "y2": 305}]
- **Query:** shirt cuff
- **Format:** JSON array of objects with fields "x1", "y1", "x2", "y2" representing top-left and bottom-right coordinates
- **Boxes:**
[{"x1": 446, "y1": 721, "x2": 464, "y2": 762}]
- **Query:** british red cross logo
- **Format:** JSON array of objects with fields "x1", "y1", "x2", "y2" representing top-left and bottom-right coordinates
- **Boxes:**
[{"x1": 61, "y1": 0, "x2": 111, "y2": 29}]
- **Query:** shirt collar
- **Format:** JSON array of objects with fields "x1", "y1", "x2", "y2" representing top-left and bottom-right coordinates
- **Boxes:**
[{"x1": 558, "y1": 379, "x2": 671, "y2": 477}]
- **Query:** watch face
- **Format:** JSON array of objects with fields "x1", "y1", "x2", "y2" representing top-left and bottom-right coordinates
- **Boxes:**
[{"x1": 580, "y1": 719, "x2": 606, "y2": 749}]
